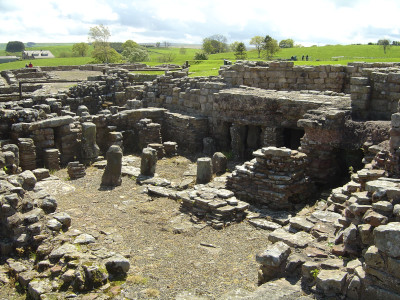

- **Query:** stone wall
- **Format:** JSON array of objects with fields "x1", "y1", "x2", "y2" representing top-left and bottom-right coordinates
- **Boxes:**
[
  {"x1": 162, "y1": 112, "x2": 209, "y2": 153},
  {"x1": 351, "y1": 67, "x2": 400, "y2": 120},
  {"x1": 220, "y1": 61, "x2": 350, "y2": 93}
]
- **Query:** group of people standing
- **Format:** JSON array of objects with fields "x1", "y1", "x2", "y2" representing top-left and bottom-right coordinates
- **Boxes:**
[{"x1": 301, "y1": 55, "x2": 309, "y2": 61}]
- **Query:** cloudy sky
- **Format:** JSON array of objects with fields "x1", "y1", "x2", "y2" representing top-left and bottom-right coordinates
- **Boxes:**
[{"x1": 1, "y1": 0, "x2": 400, "y2": 46}]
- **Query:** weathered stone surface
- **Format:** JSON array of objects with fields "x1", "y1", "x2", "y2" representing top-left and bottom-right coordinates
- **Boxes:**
[
  {"x1": 249, "y1": 219, "x2": 281, "y2": 231},
  {"x1": 268, "y1": 229, "x2": 313, "y2": 248},
  {"x1": 105, "y1": 254, "x2": 130, "y2": 274},
  {"x1": 140, "y1": 147, "x2": 157, "y2": 176},
  {"x1": 316, "y1": 270, "x2": 347, "y2": 295},
  {"x1": 374, "y1": 222, "x2": 400, "y2": 257},
  {"x1": 101, "y1": 145, "x2": 123, "y2": 186},
  {"x1": 212, "y1": 152, "x2": 227, "y2": 174},
  {"x1": 309, "y1": 210, "x2": 341, "y2": 223},
  {"x1": 289, "y1": 216, "x2": 314, "y2": 232},
  {"x1": 74, "y1": 233, "x2": 96, "y2": 244},
  {"x1": 81, "y1": 122, "x2": 100, "y2": 163},
  {"x1": 196, "y1": 157, "x2": 213, "y2": 184},
  {"x1": 18, "y1": 170, "x2": 37, "y2": 190},
  {"x1": 256, "y1": 241, "x2": 291, "y2": 267},
  {"x1": 363, "y1": 209, "x2": 388, "y2": 227},
  {"x1": 366, "y1": 179, "x2": 400, "y2": 200},
  {"x1": 28, "y1": 279, "x2": 52, "y2": 300},
  {"x1": 48, "y1": 243, "x2": 77, "y2": 261},
  {"x1": 52, "y1": 212, "x2": 71, "y2": 227}
]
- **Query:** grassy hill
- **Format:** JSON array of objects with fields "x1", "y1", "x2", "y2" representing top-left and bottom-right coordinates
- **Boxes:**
[{"x1": 1, "y1": 43, "x2": 400, "y2": 76}]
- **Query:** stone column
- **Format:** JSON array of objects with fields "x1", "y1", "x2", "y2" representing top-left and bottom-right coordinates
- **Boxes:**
[
  {"x1": 197, "y1": 157, "x2": 213, "y2": 184},
  {"x1": 230, "y1": 124, "x2": 246, "y2": 160},
  {"x1": 101, "y1": 145, "x2": 123, "y2": 186},
  {"x1": 18, "y1": 138, "x2": 36, "y2": 170},
  {"x1": 212, "y1": 152, "x2": 227, "y2": 174},
  {"x1": 81, "y1": 122, "x2": 100, "y2": 164},
  {"x1": 140, "y1": 147, "x2": 157, "y2": 176}
]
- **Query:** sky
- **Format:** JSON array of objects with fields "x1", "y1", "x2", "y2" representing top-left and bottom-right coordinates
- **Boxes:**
[{"x1": 1, "y1": 0, "x2": 400, "y2": 46}]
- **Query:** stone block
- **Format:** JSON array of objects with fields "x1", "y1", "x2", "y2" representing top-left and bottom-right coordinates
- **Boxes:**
[
  {"x1": 256, "y1": 241, "x2": 291, "y2": 267},
  {"x1": 374, "y1": 222, "x2": 400, "y2": 257}
]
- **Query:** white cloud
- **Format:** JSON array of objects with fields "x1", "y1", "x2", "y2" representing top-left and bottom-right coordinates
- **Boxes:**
[{"x1": 1, "y1": 0, "x2": 400, "y2": 44}]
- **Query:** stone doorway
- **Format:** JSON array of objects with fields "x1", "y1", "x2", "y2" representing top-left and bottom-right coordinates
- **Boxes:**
[{"x1": 282, "y1": 127, "x2": 304, "y2": 150}]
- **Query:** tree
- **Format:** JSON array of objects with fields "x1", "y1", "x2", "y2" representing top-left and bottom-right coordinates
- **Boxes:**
[
  {"x1": 179, "y1": 47, "x2": 187, "y2": 54},
  {"x1": 88, "y1": 24, "x2": 112, "y2": 63},
  {"x1": 72, "y1": 43, "x2": 89, "y2": 57},
  {"x1": 234, "y1": 42, "x2": 247, "y2": 60},
  {"x1": 202, "y1": 34, "x2": 228, "y2": 54},
  {"x1": 263, "y1": 35, "x2": 280, "y2": 59},
  {"x1": 91, "y1": 47, "x2": 122, "y2": 63},
  {"x1": 194, "y1": 52, "x2": 208, "y2": 60},
  {"x1": 121, "y1": 40, "x2": 149, "y2": 62},
  {"x1": 155, "y1": 42, "x2": 161, "y2": 48},
  {"x1": 110, "y1": 42, "x2": 124, "y2": 53},
  {"x1": 230, "y1": 41, "x2": 240, "y2": 52},
  {"x1": 6, "y1": 41, "x2": 25, "y2": 52},
  {"x1": 378, "y1": 39, "x2": 391, "y2": 54},
  {"x1": 279, "y1": 39, "x2": 294, "y2": 48},
  {"x1": 250, "y1": 36, "x2": 264, "y2": 58}
]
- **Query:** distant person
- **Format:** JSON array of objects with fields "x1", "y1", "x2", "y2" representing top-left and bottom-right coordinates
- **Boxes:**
[
  {"x1": 28, "y1": 62, "x2": 33, "y2": 68},
  {"x1": 302, "y1": 55, "x2": 304, "y2": 61},
  {"x1": 306, "y1": 55, "x2": 309, "y2": 61},
  {"x1": 25, "y1": 64, "x2": 28, "y2": 68}
]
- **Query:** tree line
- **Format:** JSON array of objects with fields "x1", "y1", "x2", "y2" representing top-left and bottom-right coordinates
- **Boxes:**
[{"x1": 4, "y1": 24, "x2": 397, "y2": 63}]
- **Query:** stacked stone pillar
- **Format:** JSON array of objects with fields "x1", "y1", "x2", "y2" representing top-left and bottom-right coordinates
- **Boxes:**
[
  {"x1": 18, "y1": 138, "x2": 36, "y2": 170},
  {"x1": 227, "y1": 147, "x2": 310, "y2": 210}
]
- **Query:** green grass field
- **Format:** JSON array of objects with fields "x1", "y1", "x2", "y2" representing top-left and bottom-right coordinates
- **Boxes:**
[{"x1": 1, "y1": 43, "x2": 400, "y2": 77}]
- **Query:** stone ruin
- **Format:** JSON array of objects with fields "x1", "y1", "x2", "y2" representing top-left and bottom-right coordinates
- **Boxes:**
[{"x1": 0, "y1": 60, "x2": 400, "y2": 298}]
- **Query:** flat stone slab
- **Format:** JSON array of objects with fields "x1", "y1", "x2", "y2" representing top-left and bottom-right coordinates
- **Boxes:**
[
  {"x1": 268, "y1": 229, "x2": 313, "y2": 248},
  {"x1": 34, "y1": 179, "x2": 75, "y2": 197},
  {"x1": 366, "y1": 179, "x2": 400, "y2": 199},
  {"x1": 147, "y1": 186, "x2": 172, "y2": 197},
  {"x1": 249, "y1": 219, "x2": 282, "y2": 231},
  {"x1": 29, "y1": 116, "x2": 74, "y2": 130},
  {"x1": 308, "y1": 211, "x2": 341, "y2": 224},
  {"x1": 289, "y1": 216, "x2": 314, "y2": 232},
  {"x1": 121, "y1": 166, "x2": 141, "y2": 177}
]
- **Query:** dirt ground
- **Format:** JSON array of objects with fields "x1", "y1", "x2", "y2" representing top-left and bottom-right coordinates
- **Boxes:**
[
  {"x1": 32, "y1": 70, "x2": 103, "y2": 95},
  {"x1": 53, "y1": 156, "x2": 269, "y2": 299},
  {"x1": 0, "y1": 155, "x2": 271, "y2": 299},
  {"x1": 0, "y1": 70, "x2": 273, "y2": 299}
]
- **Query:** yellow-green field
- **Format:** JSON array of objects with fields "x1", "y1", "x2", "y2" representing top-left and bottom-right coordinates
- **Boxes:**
[{"x1": 1, "y1": 44, "x2": 400, "y2": 77}]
